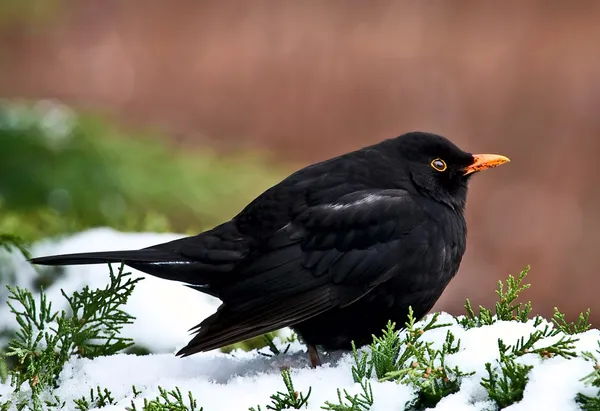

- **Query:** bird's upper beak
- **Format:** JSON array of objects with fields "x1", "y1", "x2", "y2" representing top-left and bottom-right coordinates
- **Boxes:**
[{"x1": 463, "y1": 154, "x2": 510, "y2": 176}]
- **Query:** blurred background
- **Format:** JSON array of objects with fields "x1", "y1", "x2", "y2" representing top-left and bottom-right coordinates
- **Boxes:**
[{"x1": 1, "y1": 1, "x2": 599, "y2": 331}]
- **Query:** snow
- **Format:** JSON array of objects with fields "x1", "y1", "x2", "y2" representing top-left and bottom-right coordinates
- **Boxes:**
[{"x1": 1, "y1": 228, "x2": 600, "y2": 410}]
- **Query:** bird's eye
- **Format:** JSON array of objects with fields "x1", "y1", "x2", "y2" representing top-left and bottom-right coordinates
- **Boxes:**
[{"x1": 430, "y1": 158, "x2": 447, "y2": 172}]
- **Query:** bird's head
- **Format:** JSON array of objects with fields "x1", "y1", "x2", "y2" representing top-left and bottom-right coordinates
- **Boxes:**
[{"x1": 393, "y1": 132, "x2": 510, "y2": 211}]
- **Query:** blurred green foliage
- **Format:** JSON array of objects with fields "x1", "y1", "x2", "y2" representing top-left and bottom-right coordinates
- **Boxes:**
[
  {"x1": 0, "y1": 0, "x2": 62, "y2": 26},
  {"x1": 0, "y1": 99, "x2": 285, "y2": 241}
]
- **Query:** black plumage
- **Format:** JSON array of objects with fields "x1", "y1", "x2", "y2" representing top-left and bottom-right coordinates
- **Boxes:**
[{"x1": 30, "y1": 132, "x2": 509, "y2": 366}]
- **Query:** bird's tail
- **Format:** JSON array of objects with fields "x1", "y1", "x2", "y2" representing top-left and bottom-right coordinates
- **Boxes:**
[
  {"x1": 30, "y1": 248, "x2": 221, "y2": 296},
  {"x1": 30, "y1": 223, "x2": 246, "y2": 297},
  {"x1": 30, "y1": 249, "x2": 176, "y2": 266}
]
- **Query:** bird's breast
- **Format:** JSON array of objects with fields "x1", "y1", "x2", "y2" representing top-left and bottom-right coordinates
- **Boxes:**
[{"x1": 380, "y1": 211, "x2": 467, "y2": 304}]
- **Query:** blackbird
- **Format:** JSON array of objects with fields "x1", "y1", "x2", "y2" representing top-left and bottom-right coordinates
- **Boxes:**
[{"x1": 31, "y1": 132, "x2": 509, "y2": 367}]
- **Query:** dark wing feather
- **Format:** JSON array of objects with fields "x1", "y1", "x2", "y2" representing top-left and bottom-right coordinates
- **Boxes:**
[
  {"x1": 178, "y1": 287, "x2": 336, "y2": 355},
  {"x1": 179, "y1": 189, "x2": 428, "y2": 355}
]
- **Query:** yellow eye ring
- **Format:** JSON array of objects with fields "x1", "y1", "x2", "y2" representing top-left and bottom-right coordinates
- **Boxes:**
[{"x1": 430, "y1": 158, "x2": 447, "y2": 172}]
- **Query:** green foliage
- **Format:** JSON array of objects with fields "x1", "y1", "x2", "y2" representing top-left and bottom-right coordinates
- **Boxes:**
[
  {"x1": 0, "y1": 234, "x2": 28, "y2": 387},
  {"x1": 478, "y1": 317, "x2": 578, "y2": 408},
  {"x1": 59, "y1": 264, "x2": 141, "y2": 358},
  {"x1": 321, "y1": 379, "x2": 373, "y2": 411},
  {"x1": 509, "y1": 322, "x2": 577, "y2": 359},
  {"x1": 0, "y1": 0, "x2": 62, "y2": 26},
  {"x1": 0, "y1": 352, "x2": 7, "y2": 384},
  {"x1": 552, "y1": 307, "x2": 592, "y2": 335},
  {"x1": 350, "y1": 341, "x2": 373, "y2": 383},
  {"x1": 73, "y1": 387, "x2": 116, "y2": 410},
  {"x1": 223, "y1": 330, "x2": 299, "y2": 357},
  {"x1": 576, "y1": 342, "x2": 600, "y2": 410},
  {"x1": 459, "y1": 265, "x2": 532, "y2": 328},
  {"x1": 126, "y1": 386, "x2": 202, "y2": 411},
  {"x1": 222, "y1": 332, "x2": 280, "y2": 355},
  {"x1": 480, "y1": 341, "x2": 533, "y2": 408},
  {"x1": 367, "y1": 313, "x2": 473, "y2": 410},
  {"x1": 343, "y1": 312, "x2": 473, "y2": 410},
  {"x1": 0, "y1": 206, "x2": 171, "y2": 246},
  {"x1": 368, "y1": 320, "x2": 404, "y2": 379},
  {"x1": 0, "y1": 101, "x2": 128, "y2": 230},
  {"x1": 2, "y1": 264, "x2": 139, "y2": 409},
  {"x1": 0, "y1": 99, "x2": 284, "y2": 242},
  {"x1": 372, "y1": 313, "x2": 454, "y2": 382},
  {"x1": 0, "y1": 234, "x2": 30, "y2": 260},
  {"x1": 0, "y1": 233, "x2": 30, "y2": 319},
  {"x1": 43, "y1": 395, "x2": 66, "y2": 409},
  {"x1": 453, "y1": 265, "x2": 586, "y2": 407},
  {"x1": 249, "y1": 369, "x2": 311, "y2": 411},
  {"x1": 578, "y1": 395, "x2": 600, "y2": 411},
  {"x1": 260, "y1": 333, "x2": 292, "y2": 357},
  {"x1": 326, "y1": 339, "x2": 375, "y2": 410}
]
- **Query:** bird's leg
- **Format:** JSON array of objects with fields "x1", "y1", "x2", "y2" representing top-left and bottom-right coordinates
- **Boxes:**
[{"x1": 307, "y1": 344, "x2": 321, "y2": 368}]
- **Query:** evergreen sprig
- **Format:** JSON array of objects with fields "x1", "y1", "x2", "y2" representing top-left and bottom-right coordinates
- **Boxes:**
[
  {"x1": 577, "y1": 394, "x2": 600, "y2": 411},
  {"x1": 126, "y1": 386, "x2": 202, "y2": 411},
  {"x1": 349, "y1": 309, "x2": 472, "y2": 410},
  {"x1": 481, "y1": 351, "x2": 533, "y2": 409},
  {"x1": 378, "y1": 317, "x2": 473, "y2": 409},
  {"x1": 0, "y1": 232, "x2": 30, "y2": 318},
  {"x1": 350, "y1": 341, "x2": 373, "y2": 383},
  {"x1": 576, "y1": 342, "x2": 600, "y2": 410},
  {"x1": 510, "y1": 322, "x2": 578, "y2": 359},
  {"x1": 0, "y1": 354, "x2": 7, "y2": 384},
  {"x1": 552, "y1": 307, "x2": 592, "y2": 335},
  {"x1": 250, "y1": 369, "x2": 312, "y2": 411},
  {"x1": 43, "y1": 395, "x2": 66, "y2": 409},
  {"x1": 3, "y1": 263, "x2": 140, "y2": 409},
  {"x1": 369, "y1": 311, "x2": 452, "y2": 381},
  {"x1": 321, "y1": 379, "x2": 373, "y2": 411},
  {"x1": 60, "y1": 264, "x2": 141, "y2": 358},
  {"x1": 74, "y1": 386, "x2": 116, "y2": 410},
  {"x1": 460, "y1": 266, "x2": 532, "y2": 328},
  {"x1": 481, "y1": 327, "x2": 577, "y2": 408},
  {"x1": 260, "y1": 333, "x2": 293, "y2": 357}
]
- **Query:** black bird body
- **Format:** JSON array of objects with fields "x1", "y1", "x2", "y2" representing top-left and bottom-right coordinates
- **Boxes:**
[{"x1": 31, "y1": 132, "x2": 508, "y2": 363}]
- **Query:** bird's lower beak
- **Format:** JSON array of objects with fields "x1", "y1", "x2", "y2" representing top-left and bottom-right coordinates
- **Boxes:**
[{"x1": 463, "y1": 154, "x2": 510, "y2": 175}]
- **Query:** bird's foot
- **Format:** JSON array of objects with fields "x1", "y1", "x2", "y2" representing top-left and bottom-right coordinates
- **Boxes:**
[{"x1": 307, "y1": 344, "x2": 321, "y2": 368}]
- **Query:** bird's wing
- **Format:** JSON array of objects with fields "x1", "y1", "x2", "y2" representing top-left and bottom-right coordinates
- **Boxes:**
[{"x1": 179, "y1": 188, "x2": 431, "y2": 355}]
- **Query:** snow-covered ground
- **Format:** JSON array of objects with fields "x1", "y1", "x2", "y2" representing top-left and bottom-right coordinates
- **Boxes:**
[{"x1": 1, "y1": 229, "x2": 600, "y2": 410}]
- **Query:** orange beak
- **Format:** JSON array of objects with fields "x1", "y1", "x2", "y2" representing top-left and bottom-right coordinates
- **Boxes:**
[{"x1": 463, "y1": 154, "x2": 510, "y2": 176}]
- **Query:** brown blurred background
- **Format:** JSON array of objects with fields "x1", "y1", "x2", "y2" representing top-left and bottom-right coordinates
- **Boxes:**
[{"x1": 2, "y1": 0, "x2": 600, "y2": 323}]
